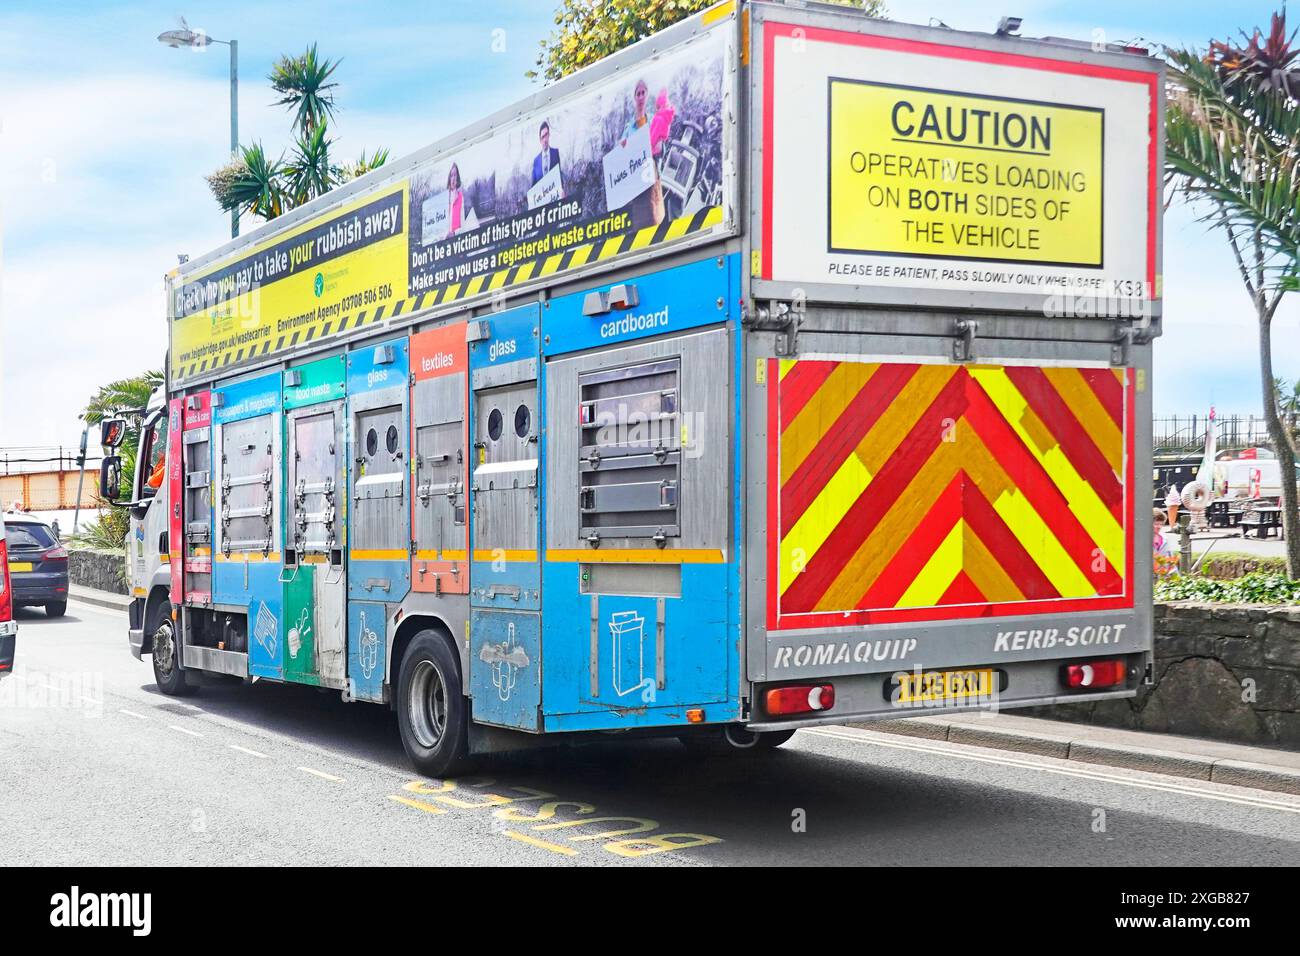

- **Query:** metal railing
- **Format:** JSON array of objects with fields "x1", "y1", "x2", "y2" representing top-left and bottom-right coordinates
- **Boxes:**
[{"x1": 1152, "y1": 415, "x2": 1275, "y2": 455}]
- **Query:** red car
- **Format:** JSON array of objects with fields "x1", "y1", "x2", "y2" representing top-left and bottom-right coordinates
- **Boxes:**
[{"x1": 0, "y1": 517, "x2": 16, "y2": 675}]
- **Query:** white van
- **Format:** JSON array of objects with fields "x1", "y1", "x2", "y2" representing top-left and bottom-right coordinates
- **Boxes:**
[{"x1": 1213, "y1": 457, "x2": 1300, "y2": 500}]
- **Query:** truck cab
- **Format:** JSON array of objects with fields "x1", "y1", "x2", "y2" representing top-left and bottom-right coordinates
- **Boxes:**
[{"x1": 101, "y1": 388, "x2": 174, "y2": 668}]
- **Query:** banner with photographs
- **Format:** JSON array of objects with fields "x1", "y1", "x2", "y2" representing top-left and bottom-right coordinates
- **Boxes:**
[
  {"x1": 406, "y1": 25, "x2": 728, "y2": 300},
  {"x1": 169, "y1": 22, "x2": 729, "y2": 386}
]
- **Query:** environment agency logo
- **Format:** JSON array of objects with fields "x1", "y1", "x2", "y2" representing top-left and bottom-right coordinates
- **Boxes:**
[{"x1": 313, "y1": 272, "x2": 324, "y2": 297}]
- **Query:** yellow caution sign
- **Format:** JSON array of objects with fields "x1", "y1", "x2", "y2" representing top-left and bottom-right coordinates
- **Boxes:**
[{"x1": 828, "y1": 80, "x2": 1103, "y2": 268}]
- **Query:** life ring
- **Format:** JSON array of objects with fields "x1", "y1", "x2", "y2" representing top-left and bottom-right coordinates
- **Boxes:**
[{"x1": 1182, "y1": 480, "x2": 1211, "y2": 510}]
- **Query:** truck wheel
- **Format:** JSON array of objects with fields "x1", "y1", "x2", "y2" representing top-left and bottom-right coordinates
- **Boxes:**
[
  {"x1": 396, "y1": 630, "x2": 470, "y2": 777},
  {"x1": 679, "y1": 725, "x2": 796, "y2": 754},
  {"x1": 45, "y1": 601, "x2": 67, "y2": 618},
  {"x1": 150, "y1": 605, "x2": 195, "y2": 697}
]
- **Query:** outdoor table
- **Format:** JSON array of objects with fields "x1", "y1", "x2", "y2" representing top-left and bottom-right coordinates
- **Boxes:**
[{"x1": 1241, "y1": 506, "x2": 1282, "y2": 539}]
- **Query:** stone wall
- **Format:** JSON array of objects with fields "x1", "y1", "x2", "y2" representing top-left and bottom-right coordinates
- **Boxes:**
[
  {"x1": 68, "y1": 547, "x2": 128, "y2": 595},
  {"x1": 1024, "y1": 602, "x2": 1300, "y2": 749}
]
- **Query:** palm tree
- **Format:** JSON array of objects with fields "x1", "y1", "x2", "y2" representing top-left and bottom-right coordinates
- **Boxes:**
[
  {"x1": 337, "y1": 147, "x2": 391, "y2": 184},
  {"x1": 1165, "y1": 11, "x2": 1300, "y2": 577},
  {"x1": 77, "y1": 370, "x2": 165, "y2": 549},
  {"x1": 207, "y1": 143, "x2": 287, "y2": 219},
  {"x1": 204, "y1": 46, "x2": 385, "y2": 223},
  {"x1": 284, "y1": 123, "x2": 336, "y2": 207},
  {"x1": 1277, "y1": 376, "x2": 1300, "y2": 440},
  {"x1": 269, "y1": 44, "x2": 340, "y2": 136}
]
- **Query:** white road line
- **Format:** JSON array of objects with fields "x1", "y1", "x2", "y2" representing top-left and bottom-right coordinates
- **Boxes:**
[
  {"x1": 168, "y1": 724, "x2": 204, "y2": 738},
  {"x1": 298, "y1": 767, "x2": 344, "y2": 782},
  {"x1": 229, "y1": 744, "x2": 267, "y2": 759},
  {"x1": 806, "y1": 727, "x2": 1300, "y2": 815},
  {"x1": 79, "y1": 696, "x2": 99, "y2": 705},
  {"x1": 118, "y1": 708, "x2": 148, "y2": 720}
]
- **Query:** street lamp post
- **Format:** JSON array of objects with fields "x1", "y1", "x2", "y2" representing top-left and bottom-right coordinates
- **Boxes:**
[{"x1": 159, "y1": 20, "x2": 240, "y2": 239}]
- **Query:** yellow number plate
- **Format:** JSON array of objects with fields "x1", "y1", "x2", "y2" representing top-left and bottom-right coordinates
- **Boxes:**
[
  {"x1": 8, "y1": 562, "x2": 33, "y2": 572},
  {"x1": 895, "y1": 669, "x2": 995, "y2": 705}
]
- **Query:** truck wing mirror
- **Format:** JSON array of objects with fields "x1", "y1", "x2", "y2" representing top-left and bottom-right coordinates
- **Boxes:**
[
  {"x1": 99, "y1": 456, "x2": 123, "y2": 502},
  {"x1": 100, "y1": 418, "x2": 128, "y2": 449}
]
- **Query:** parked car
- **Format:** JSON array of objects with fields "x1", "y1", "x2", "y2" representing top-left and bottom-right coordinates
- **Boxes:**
[
  {"x1": 0, "y1": 517, "x2": 16, "y2": 674},
  {"x1": 3, "y1": 513, "x2": 69, "y2": 616}
]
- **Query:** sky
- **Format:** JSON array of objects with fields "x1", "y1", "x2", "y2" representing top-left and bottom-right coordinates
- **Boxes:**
[{"x1": 0, "y1": 0, "x2": 1296, "y2": 449}]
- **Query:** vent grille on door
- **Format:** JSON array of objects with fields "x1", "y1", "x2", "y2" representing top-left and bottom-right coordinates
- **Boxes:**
[{"x1": 578, "y1": 358, "x2": 681, "y2": 541}]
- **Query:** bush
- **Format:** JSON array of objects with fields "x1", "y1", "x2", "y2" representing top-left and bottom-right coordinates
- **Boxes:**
[
  {"x1": 1198, "y1": 552, "x2": 1289, "y2": 579},
  {"x1": 69, "y1": 511, "x2": 130, "y2": 552},
  {"x1": 1155, "y1": 571, "x2": 1300, "y2": 604}
]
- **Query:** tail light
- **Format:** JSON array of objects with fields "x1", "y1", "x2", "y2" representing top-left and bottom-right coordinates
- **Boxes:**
[
  {"x1": 43, "y1": 545, "x2": 69, "y2": 562},
  {"x1": 1063, "y1": 658, "x2": 1127, "y2": 690},
  {"x1": 765, "y1": 683, "x2": 835, "y2": 716},
  {"x1": 0, "y1": 539, "x2": 12, "y2": 622}
]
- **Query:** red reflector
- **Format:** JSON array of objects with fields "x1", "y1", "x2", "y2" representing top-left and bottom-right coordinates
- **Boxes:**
[
  {"x1": 765, "y1": 684, "x2": 835, "y2": 716},
  {"x1": 1064, "y1": 658, "x2": 1127, "y2": 690}
]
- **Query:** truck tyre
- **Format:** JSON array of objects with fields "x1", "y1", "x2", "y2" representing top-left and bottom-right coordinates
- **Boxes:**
[
  {"x1": 679, "y1": 725, "x2": 796, "y2": 754},
  {"x1": 45, "y1": 601, "x2": 67, "y2": 618},
  {"x1": 396, "y1": 630, "x2": 470, "y2": 777},
  {"x1": 150, "y1": 604, "x2": 196, "y2": 697}
]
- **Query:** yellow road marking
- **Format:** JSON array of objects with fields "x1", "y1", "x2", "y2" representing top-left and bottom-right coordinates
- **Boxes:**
[
  {"x1": 503, "y1": 830, "x2": 579, "y2": 856},
  {"x1": 388, "y1": 794, "x2": 448, "y2": 815}
]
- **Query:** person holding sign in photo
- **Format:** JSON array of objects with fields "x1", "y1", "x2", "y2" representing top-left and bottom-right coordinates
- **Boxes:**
[
  {"x1": 446, "y1": 162, "x2": 465, "y2": 235},
  {"x1": 620, "y1": 79, "x2": 666, "y2": 228},
  {"x1": 527, "y1": 120, "x2": 564, "y2": 210},
  {"x1": 532, "y1": 120, "x2": 562, "y2": 187}
]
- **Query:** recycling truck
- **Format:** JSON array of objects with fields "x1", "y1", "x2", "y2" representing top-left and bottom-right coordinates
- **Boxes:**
[{"x1": 102, "y1": 1, "x2": 1163, "y2": 775}]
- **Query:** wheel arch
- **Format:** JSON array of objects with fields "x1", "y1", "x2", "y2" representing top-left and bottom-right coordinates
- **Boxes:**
[
  {"x1": 141, "y1": 584, "x2": 173, "y2": 653},
  {"x1": 387, "y1": 613, "x2": 460, "y2": 707}
]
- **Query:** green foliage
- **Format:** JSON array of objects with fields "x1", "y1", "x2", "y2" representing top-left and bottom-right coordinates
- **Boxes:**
[
  {"x1": 1156, "y1": 570, "x2": 1300, "y2": 603},
  {"x1": 1165, "y1": 16, "x2": 1300, "y2": 273},
  {"x1": 337, "y1": 148, "x2": 391, "y2": 184},
  {"x1": 79, "y1": 370, "x2": 163, "y2": 550},
  {"x1": 268, "y1": 44, "x2": 340, "y2": 135},
  {"x1": 1199, "y1": 551, "x2": 1288, "y2": 579},
  {"x1": 531, "y1": 0, "x2": 886, "y2": 83},
  {"x1": 284, "y1": 122, "x2": 336, "y2": 207},
  {"x1": 205, "y1": 46, "x2": 386, "y2": 222},
  {"x1": 207, "y1": 143, "x2": 287, "y2": 219},
  {"x1": 71, "y1": 512, "x2": 132, "y2": 555}
]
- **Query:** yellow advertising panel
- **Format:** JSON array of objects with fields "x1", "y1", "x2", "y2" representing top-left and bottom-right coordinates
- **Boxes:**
[
  {"x1": 171, "y1": 185, "x2": 408, "y2": 381},
  {"x1": 827, "y1": 80, "x2": 1103, "y2": 268}
]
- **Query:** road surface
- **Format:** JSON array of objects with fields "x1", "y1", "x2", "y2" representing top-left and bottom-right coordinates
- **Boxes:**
[{"x1": 3, "y1": 600, "x2": 1300, "y2": 866}]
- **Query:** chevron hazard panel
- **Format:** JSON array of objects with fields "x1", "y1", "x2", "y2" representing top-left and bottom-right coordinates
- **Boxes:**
[{"x1": 766, "y1": 360, "x2": 1134, "y2": 630}]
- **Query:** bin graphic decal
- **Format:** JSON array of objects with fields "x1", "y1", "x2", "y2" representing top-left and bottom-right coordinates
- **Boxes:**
[
  {"x1": 479, "y1": 620, "x2": 531, "y2": 702},
  {"x1": 252, "y1": 601, "x2": 279, "y2": 659},
  {"x1": 610, "y1": 610, "x2": 651, "y2": 698},
  {"x1": 347, "y1": 601, "x2": 386, "y2": 702}
]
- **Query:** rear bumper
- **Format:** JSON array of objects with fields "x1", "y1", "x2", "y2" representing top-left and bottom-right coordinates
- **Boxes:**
[
  {"x1": 745, "y1": 653, "x2": 1150, "y2": 732},
  {"x1": 11, "y1": 571, "x2": 69, "y2": 605},
  {"x1": 0, "y1": 621, "x2": 15, "y2": 677}
]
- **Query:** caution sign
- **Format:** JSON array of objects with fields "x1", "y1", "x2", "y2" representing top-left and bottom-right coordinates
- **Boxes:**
[
  {"x1": 758, "y1": 20, "x2": 1159, "y2": 309},
  {"x1": 828, "y1": 82, "x2": 1103, "y2": 268}
]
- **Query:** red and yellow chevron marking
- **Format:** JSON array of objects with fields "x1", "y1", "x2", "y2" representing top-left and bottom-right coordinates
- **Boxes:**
[{"x1": 766, "y1": 359, "x2": 1134, "y2": 630}]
